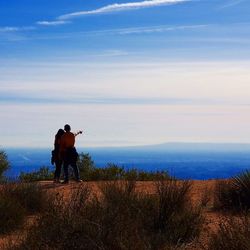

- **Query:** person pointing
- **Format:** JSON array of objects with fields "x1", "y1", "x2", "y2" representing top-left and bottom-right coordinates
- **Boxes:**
[{"x1": 60, "y1": 124, "x2": 82, "y2": 184}]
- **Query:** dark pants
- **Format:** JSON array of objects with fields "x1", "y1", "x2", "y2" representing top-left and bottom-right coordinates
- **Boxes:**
[
  {"x1": 54, "y1": 160, "x2": 62, "y2": 180},
  {"x1": 63, "y1": 147, "x2": 80, "y2": 182},
  {"x1": 63, "y1": 161, "x2": 80, "y2": 182}
]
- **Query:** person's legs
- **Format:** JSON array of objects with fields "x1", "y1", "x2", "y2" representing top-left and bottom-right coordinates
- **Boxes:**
[
  {"x1": 71, "y1": 162, "x2": 80, "y2": 181},
  {"x1": 63, "y1": 161, "x2": 69, "y2": 183},
  {"x1": 54, "y1": 160, "x2": 62, "y2": 182}
]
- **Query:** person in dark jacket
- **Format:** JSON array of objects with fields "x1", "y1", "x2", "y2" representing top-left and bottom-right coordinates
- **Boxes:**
[
  {"x1": 52, "y1": 129, "x2": 65, "y2": 183},
  {"x1": 60, "y1": 124, "x2": 82, "y2": 184}
]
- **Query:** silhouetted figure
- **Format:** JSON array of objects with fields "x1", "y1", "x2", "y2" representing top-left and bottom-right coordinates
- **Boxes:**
[
  {"x1": 60, "y1": 124, "x2": 82, "y2": 184},
  {"x1": 52, "y1": 129, "x2": 65, "y2": 183}
]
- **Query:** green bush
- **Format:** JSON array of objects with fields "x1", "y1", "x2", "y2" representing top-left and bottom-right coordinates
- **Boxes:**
[
  {"x1": 77, "y1": 153, "x2": 170, "y2": 181},
  {"x1": 208, "y1": 215, "x2": 250, "y2": 250},
  {"x1": 19, "y1": 166, "x2": 53, "y2": 182},
  {"x1": 10, "y1": 180, "x2": 203, "y2": 250},
  {"x1": 18, "y1": 153, "x2": 170, "y2": 182},
  {"x1": 0, "y1": 150, "x2": 10, "y2": 181},
  {"x1": 214, "y1": 170, "x2": 250, "y2": 211},
  {"x1": 77, "y1": 153, "x2": 95, "y2": 179}
]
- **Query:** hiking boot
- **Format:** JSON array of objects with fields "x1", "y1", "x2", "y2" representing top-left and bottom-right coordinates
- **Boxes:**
[
  {"x1": 61, "y1": 180, "x2": 69, "y2": 185},
  {"x1": 53, "y1": 179, "x2": 60, "y2": 184},
  {"x1": 76, "y1": 179, "x2": 83, "y2": 183}
]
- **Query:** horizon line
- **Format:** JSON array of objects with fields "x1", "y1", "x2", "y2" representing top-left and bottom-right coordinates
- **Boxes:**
[{"x1": 4, "y1": 141, "x2": 250, "y2": 150}]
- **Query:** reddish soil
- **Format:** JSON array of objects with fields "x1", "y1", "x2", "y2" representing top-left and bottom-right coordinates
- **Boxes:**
[{"x1": 0, "y1": 180, "x2": 224, "y2": 250}]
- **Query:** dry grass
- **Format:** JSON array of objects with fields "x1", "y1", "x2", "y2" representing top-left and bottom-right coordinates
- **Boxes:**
[
  {"x1": 7, "y1": 180, "x2": 203, "y2": 250},
  {"x1": 208, "y1": 215, "x2": 250, "y2": 250}
]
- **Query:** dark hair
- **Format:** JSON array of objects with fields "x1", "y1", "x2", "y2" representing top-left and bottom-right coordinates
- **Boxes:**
[
  {"x1": 64, "y1": 124, "x2": 71, "y2": 132},
  {"x1": 55, "y1": 129, "x2": 64, "y2": 140}
]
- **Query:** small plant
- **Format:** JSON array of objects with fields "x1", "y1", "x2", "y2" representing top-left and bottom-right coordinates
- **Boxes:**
[
  {"x1": 232, "y1": 170, "x2": 250, "y2": 209},
  {"x1": 214, "y1": 170, "x2": 250, "y2": 211},
  {"x1": 2, "y1": 182, "x2": 48, "y2": 214},
  {"x1": 153, "y1": 180, "x2": 203, "y2": 245},
  {"x1": 77, "y1": 153, "x2": 170, "y2": 181},
  {"x1": 9, "y1": 184, "x2": 98, "y2": 250},
  {"x1": 19, "y1": 166, "x2": 53, "y2": 182},
  {"x1": 125, "y1": 168, "x2": 170, "y2": 181},
  {"x1": 10, "y1": 180, "x2": 203, "y2": 250},
  {"x1": 0, "y1": 149, "x2": 10, "y2": 181},
  {"x1": 208, "y1": 215, "x2": 250, "y2": 250},
  {"x1": 200, "y1": 186, "x2": 212, "y2": 208},
  {"x1": 0, "y1": 195, "x2": 25, "y2": 234},
  {"x1": 0, "y1": 182, "x2": 45, "y2": 235},
  {"x1": 18, "y1": 153, "x2": 170, "y2": 182}
]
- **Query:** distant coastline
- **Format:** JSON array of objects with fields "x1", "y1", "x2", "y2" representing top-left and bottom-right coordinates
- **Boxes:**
[{"x1": 4, "y1": 143, "x2": 250, "y2": 180}]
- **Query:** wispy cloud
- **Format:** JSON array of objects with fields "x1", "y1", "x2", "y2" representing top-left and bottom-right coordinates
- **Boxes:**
[
  {"x1": 36, "y1": 20, "x2": 70, "y2": 26},
  {"x1": 219, "y1": 0, "x2": 246, "y2": 9},
  {"x1": 117, "y1": 24, "x2": 207, "y2": 34},
  {"x1": 0, "y1": 93, "x2": 221, "y2": 106},
  {"x1": 2, "y1": 0, "x2": 191, "y2": 30},
  {"x1": 0, "y1": 26, "x2": 35, "y2": 32},
  {"x1": 0, "y1": 24, "x2": 207, "y2": 42},
  {"x1": 58, "y1": 0, "x2": 190, "y2": 20}
]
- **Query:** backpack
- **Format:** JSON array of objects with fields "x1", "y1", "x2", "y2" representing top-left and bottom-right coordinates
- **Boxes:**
[{"x1": 51, "y1": 150, "x2": 56, "y2": 165}]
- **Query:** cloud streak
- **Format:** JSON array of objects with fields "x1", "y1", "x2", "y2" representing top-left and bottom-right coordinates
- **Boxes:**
[
  {"x1": 2, "y1": 0, "x2": 191, "y2": 30},
  {"x1": 0, "y1": 26, "x2": 35, "y2": 32},
  {"x1": 58, "y1": 0, "x2": 190, "y2": 20},
  {"x1": 117, "y1": 24, "x2": 207, "y2": 34},
  {"x1": 0, "y1": 93, "x2": 223, "y2": 106},
  {"x1": 219, "y1": 0, "x2": 246, "y2": 9},
  {"x1": 0, "y1": 24, "x2": 207, "y2": 42},
  {"x1": 36, "y1": 20, "x2": 70, "y2": 26}
]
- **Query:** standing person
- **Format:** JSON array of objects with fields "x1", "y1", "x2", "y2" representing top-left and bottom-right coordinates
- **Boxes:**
[
  {"x1": 52, "y1": 129, "x2": 65, "y2": 183},
  {"x1": 60, "y1": 124, "x2": 82, "y2": 184}
]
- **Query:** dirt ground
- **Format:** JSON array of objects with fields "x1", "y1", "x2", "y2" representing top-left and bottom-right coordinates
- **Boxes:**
[{"x1": 0, "y1": 180, "x2": 224, "y2": 250}]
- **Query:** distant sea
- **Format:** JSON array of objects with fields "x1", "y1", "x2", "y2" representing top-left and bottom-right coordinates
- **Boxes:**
[{"x1": 5, "y1": 143, "x2": 250, "y2": 180}]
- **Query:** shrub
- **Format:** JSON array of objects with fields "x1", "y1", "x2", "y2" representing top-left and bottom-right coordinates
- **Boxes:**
[
  {"x1": 208, "y1": 215, "x2": 250, "y2": 250},
  {"x1": 152, "y1": 180, "x2": 203, "y2": 245},
  {"x1": 10, "y1": 180, "x2": 203, "y2": 250},
  {"x1": 10, "y1": 184, "x2": 98, "y2": 250},
  {"x1": 124, "y1": 168, "x2": 170, "y2": 181},
  {"x1": 19, "y1": 166, "x2": 53, "y2": 182},
  {"x1": 2, "y1": 182, "x2": 48, "y2": 214},
  {"x1": 77, "y1": 153, "x2": 170, "y2": 181},
  {"x1": 214, "y1": 170, "x2": 250, "y2": 211},
  {"x1": 18, "y1": 153, "x2": 170, "y2": 182},
  {"x1": 233, "y1": 171, "x2": 250, "y2": 209},
  {"x1": 200, "y1": 186, "x2": 212, "y2": 208},
  {"x1": 0, "y1": 195, "x2": 25, "y2": 234},
  {"x1": 0, "y1": 150, "x2": 10, "y2": 181},
  {"x1": 0, "y1": 182, "x2": 45, "y2": 235},
  {"x1": 77, "y1": 153, "x2": 95, "y2": 179},
  {"x1": 84, "y1": 163, "x2": 126, "y2": 181},
  {"x1": 97, "y1": 180, "x2": 202, "y2": 248}
]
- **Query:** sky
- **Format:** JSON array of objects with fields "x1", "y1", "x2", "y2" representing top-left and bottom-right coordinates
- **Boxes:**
[{"x1": 0, "y1": 0, "x2": 250, "y2": 148}]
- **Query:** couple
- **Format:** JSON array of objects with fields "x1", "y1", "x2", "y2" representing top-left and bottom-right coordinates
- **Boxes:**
[{"x1": 52, "y1": 124, "x2": 83, "y2": 184}]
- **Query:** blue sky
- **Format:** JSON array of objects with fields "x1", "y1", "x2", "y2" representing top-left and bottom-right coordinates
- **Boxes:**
[{"x1": 1, "y1": 0, "x2": 250, "y2": 147}]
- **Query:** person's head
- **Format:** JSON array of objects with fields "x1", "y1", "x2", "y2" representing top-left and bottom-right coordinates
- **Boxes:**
[
  {"x1": 64, "y1": 124, "x2": 71, "y2": 132},
  {"x1": 56, "y1": 129, "x2": 64, "y2": 139}
]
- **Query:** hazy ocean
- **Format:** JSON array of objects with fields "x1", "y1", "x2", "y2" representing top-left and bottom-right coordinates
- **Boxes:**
[{"x1": 5, "y1": 143, "x2": 250, "y2": 180}]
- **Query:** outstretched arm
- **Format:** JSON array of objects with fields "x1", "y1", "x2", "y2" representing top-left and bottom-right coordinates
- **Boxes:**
[{"x1": 74, "y1": 131, "x2": 83, "y2": 137}]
